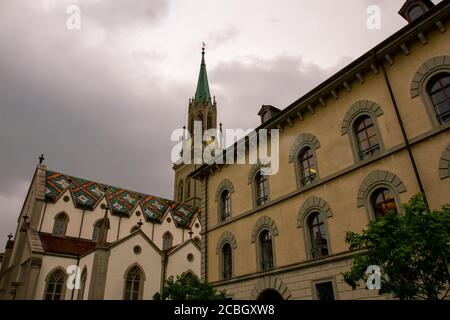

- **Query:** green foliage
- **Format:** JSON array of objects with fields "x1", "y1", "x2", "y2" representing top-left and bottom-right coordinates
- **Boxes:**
[
  {"x1": 153, "y1": 273, "x2": 226, "y2": 300},
  {"x1": 343, "y1": 193, "x2": 450, "y2": 300}
]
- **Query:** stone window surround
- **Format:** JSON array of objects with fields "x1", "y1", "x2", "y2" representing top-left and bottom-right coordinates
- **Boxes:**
[
  {"x1": 216, "y1": 231, "x2": 237, "y2": 280},
  {"x1": 297, "y1": 196, "x2": 333, "y2": 260},
  {"x1": 410, "y1": 56, "x2": 450, "y2": 128},
  {"x1": 251, "y1": 216, "x2": 278, "y2": 272},
  {"x1": 439, "y1": 144, "x2": 450, "y2": 179},
  {"x1": 215, "y1": 179, "x2": 235, "y2": 224},
  {"x1": 123, "y1": 263, "x2": 146, "y2": 300},
  {"x1": 311, "y1": 276, "x2": 339, "y2": 300},
  {"x1": 357, "y1": 170, "x2": 407, "y2": 221},
  {"x1": 341, "y1": 100, "x2": 385, "y2": 163},
  {"x1": 289, "y1": 133, "x2": 321, "y2": 189}
]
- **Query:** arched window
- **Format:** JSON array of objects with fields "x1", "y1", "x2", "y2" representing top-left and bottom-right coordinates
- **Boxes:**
[
  {"x1": 178, "y1": 180, "x2": 184, "y2": 202},
  {"x1": 52, "y1": 213, "x2": 68, "y2": 236},
  {"x1": 371, "y1": 188, "x2": 398, "y2": 219},
  {"x1": 308, "y1": 213, "x2": 329, "y2": 259},
  {"x1": 298, "y1": 147, "x2": 317, "y2": 186},
  {"x1": 353, "y1": 115, "x2": 380, "y2": 160},
  {"x1": 408, "y1": 5, "x2": 425, "y2": 21},
  {"x1": 219, "y1": 190, "x2": 231, "y2": 222},
  {"x1": 221, "y1": 243, "x2": 232, "y2": 280},
  {"x1": 259, "y1": 230, "x2": 274, "y2": 271},
  {"x1": 255, "y1": 171, "x2": 269, "y2": 206},
  {"x1": 197, "y1": 112, "x2": 204, "y2": 129},
  {"x1": 186, "y1": 177, "x2": 191, "y2": 199},
  {"x1": 44, "y1": 269, "x2": 66, "y2": 300},
  {"x1": 92, "y1": 220, "x2": 102, "y2": 242},
  {"x1": 77, "y1": 268, "x2": 87, "y2": 300},
  {"x1": 427, "y1": 73, "x2": 450, "y2": 124},
  {"x1": 207, "y1": 114, "x2": 213, "y2": 129},
  {"x1": 162, "y1": 232, "x2": 173, "y2": 250},
  {"x1": 124, "y1": 266, "x2": 143, "y2": 300}
]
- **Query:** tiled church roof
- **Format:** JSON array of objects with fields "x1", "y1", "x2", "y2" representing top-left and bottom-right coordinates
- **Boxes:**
[
  {"x1": 38, "y1": 232, "x2": 97, "y2": 256},
  {"x1": 44, "y1": 170, "x2": 199, "y2": 228}
]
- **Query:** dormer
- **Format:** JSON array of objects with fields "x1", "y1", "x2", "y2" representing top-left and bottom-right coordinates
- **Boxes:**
[
  {"x1": 258, "y1": 105, "x2": 281, "y2": 124},
  {"x1": 399, "y1": 0, "x2": 435, "y2": 23}
]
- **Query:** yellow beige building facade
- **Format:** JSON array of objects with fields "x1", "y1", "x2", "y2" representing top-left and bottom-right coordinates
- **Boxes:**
[{"x1": 185, "y1": 0, "x2": 450, "y2": 300}]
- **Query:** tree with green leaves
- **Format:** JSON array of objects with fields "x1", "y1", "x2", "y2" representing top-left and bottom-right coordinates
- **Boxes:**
[
  {"x1": 153, "y1": 273, "x2": 226, "y2": 300},
  {"x1": 343, "y1": 193, "x2": 450, "y2": 300}
]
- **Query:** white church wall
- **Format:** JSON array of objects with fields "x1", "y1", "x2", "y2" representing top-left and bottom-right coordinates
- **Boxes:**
[
  {"x1": 103, "y1": 233, "x2": 162, "y2": 300},
  {"x1": 39, "y1": 189, "x2": 82, "y2": 238},
  {"x1": 117, "y1": 205, "x2": 154, "y2": 242},
  {"x1": 166, "y1": 242, "x2": 201, "y2": 278},
  {"x1": 77, "y1": 251, "x2": 95, "y2": 300},
  {"x1": 153, "y1": 211, "x2": 183, "y2": 249},
  {"x1": 34, "y1": 255, "x2": 77, "y2": 300}
]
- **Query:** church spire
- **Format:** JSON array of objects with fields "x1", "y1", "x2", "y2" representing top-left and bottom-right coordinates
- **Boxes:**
[{"x1": 194, "y1": 44, "x2": 211, "y2": 103}]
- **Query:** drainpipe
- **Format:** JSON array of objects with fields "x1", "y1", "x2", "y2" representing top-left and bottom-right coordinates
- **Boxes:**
[{"x1": 373, "y1": 51, "x2": 429, "y2": 207}]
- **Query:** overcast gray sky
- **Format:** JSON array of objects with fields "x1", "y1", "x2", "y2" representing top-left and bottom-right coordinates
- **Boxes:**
[{"x1": 0, "y1": 0, "x2": 440, "y2": 249}]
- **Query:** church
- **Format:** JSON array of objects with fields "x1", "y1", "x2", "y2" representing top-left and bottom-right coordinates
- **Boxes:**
[{"x1": 1, "y1": 0, "x2": 450, "y2": 301}]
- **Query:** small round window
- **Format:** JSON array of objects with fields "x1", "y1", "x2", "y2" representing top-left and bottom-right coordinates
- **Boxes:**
[
  {"x1": 133, "y1": 245, "x2": 142, "y2": 255},
  {"x1": 187, "y1": 253, "x2": 194, "y2": 262}
]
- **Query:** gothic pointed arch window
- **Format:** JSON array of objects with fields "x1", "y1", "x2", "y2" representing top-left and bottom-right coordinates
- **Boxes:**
[
  {"x1": 123, "y1": 265, "x2": 144, "y2": 300},
  {"x1": 307, "y1": 212, "x2": 329, "y2": 259},
  {"x1": 77, "y1": 268, "x2": 87, "y2": 300},
  {"x1": 52, "y1": 212, "x2": 69, "y2": 236},
  {"x1": 259, "y1": 229, "x2": 274, "y2": 271},
  {"x1": 44, "y1": 269, "x2": 66, "y2": 300},
  {"x1": 221, "y1": 243, "x2": 232, "y2": 280},
  {"x1": 427, "y1": 73, "x2": 450, "y2": 124},
  {"x1": 254, "y1": 171, "x2": 269, "y2": 207},
  {"x1": 371, "y1": 188, "x2": 398, "y2": 219},
  {"x1": 162, "y1": 231, "x2": 173, "y2": 250},
  {"x1": 207, "y1": 113, "x2": 213, "y2": 130}
]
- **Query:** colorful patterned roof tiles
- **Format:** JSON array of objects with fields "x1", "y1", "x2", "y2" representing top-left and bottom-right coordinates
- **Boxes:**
[{"x1": 44, "y1": 170, "x2": 200, "y2": 228}]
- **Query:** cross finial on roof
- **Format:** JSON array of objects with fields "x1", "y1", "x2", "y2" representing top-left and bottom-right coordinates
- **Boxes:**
[
  {"x1": 38, "y1": 154, "x2": 45, "y2": 164},
  {"x1": 202, "y1": 42, "x2": 206, "y2": 53},
  {"x1": 7, "y1": 233, "x2": 13, "y2": 241}
]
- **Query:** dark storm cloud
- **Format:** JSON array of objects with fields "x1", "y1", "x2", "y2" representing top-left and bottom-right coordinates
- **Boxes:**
[{"x1": 0, "y1": 0, "x2": 419, "y2": 249}]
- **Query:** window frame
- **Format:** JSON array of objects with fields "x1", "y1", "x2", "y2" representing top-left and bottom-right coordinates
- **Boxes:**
[
  {"x1": 77, "y1": 267, "x2": 87, "y2": 300},
  {"x1": 219, "y1": 190, "x2": 231, "y2": 222},
  {"x1": 305, "y1": 212, "x2": 330, "y2": 260},
  {"x1": 296, "y1": 146, "x2": 319, "y2": 187},
  {"x1": 220, "y1": 242, "x2": 233, "y2": 280},
  {"x1": 52, "y1": 212, "x2": 69, "y2": 237},
  {"x1": 177, "y1": 180, "x2": 184, "y2": 202},
  {"x1": 418, "y1": 68, "x2": 450, "y2": 128},
  {"x1": 312, "y1": 278, "x2": 338, "y2": 301},
  {"x1": 162, "y1": 231, "x2": 174, "y2": 250},
  {"x1": 257, "y1": 229, "x2": 275, "y2": 272},
  {"x1": 43, "y1": 268, "x2": 67, "y2": 300},
  {"x1": 425, "y1": 72, "x2": 450, "y2": 125},
  {"x1": 253, "y1": 170, "x2": 270, "y2": 207},
  {"x1": 349, "y1": 113, "x2": 384, "y2": 163},
  {"x1": 367, "y1": 185, "x2": 400, "y2": 221},
  {"x1": 123, "y1": 264, "x2": 145, "y2": 300}
]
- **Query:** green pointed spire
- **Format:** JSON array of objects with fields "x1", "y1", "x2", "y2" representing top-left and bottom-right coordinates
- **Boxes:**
[{"x1": 194, "y1": 46, "x2": 211, "y2": 103}]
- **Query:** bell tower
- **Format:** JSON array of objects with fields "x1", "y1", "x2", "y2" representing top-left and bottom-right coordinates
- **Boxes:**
[
  {"x1": 188, "y1": 45, "x2": 217, "y2": 141},
  {"x1": 173, "y1": 45, "x2": 218, "y2": 207}
]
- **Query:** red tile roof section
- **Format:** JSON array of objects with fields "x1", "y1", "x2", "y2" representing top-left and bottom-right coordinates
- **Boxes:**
[{"x1": 38, "y1": 233, "x2": 97, "y2": 256}]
